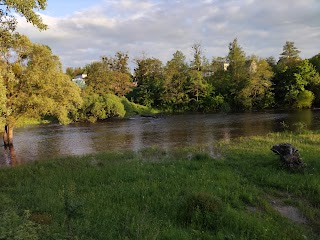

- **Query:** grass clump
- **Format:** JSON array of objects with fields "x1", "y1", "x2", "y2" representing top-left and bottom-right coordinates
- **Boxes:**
[
  {"x1": 0, "y1": 131, "x2": 319, "y2": 239},
  {"x1": 0, "y1": 194, "x2": 43, "y2": 240},
  {"x1": 178, "y1": 192, "x2": 223, "y2": 231},
  {"x1": 121, "y1": 97, "x2": 159, "y2": 117}
]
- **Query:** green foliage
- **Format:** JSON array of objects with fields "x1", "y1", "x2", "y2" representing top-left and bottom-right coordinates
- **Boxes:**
[
  {"x1": 227, "y1": 38, "x2": 248, "y2": 83},
  {"x1": 79, "y1": 93, "x2": 125, "y2": 122},
  {"x1": 132, "y1": 57, "x2": 164, "y2": 107},
  {"x1": 102, "y1": 51, "x2": 131, "y2": 74},
  {"x1": 85, "y1": 55, "x2": 133, "y2": 97},
  {"x1": 309, "y1": 53, "x2": 320, "y2": 73},
  {"x1": 114, "y1": 39, "x2": 320, "y2": 112},
  {"x1": 0, "y1": 32, "x2": 82, "y2": 136},
  {"x1": 121, "y1": 97, "x2": 157, "y2": 116},
  {"x1": 212, "y1": 38, "x2": 252, "y2": 110},
  {"x1": 295, "y1": 90, "x2": 315, "y2": 108},
  {"x1": 273, "y1": 58, "x2": 320, "y2": 108},
  {"x1": 0, "y1": 0, "x2": 47, "y2": 31},
  {"x1": 162, "y1": 51, "x2": 190, "y2": 111},
  {"x1": 278, "y1": 41, "x2": 301, "y2": 65},
  {"x1": 65, "y1": 67, "x2": 85, "y2": 78}
]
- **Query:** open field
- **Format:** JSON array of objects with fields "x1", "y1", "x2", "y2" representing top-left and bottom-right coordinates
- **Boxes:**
[{"x1": 0, "y1": 131, "x2": 319, "y2": 239}]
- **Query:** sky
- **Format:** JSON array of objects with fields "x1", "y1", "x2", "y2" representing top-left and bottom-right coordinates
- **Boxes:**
[{"x1": 15, "y1": 0, "x2": 320, "y2": 70}]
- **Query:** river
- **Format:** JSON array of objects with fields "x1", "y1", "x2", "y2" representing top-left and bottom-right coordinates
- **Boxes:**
[{"x1": 1, "y1": 109, "x2": 320, "y2": 166}]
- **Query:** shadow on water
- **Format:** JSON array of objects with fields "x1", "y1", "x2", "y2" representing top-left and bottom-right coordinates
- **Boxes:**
[
  {"x1": 1, "y1": 109, "x2": 320, "y2": 167},
  {"x1": 1, "y1": 145, "x2": 20, "y2": 166}
]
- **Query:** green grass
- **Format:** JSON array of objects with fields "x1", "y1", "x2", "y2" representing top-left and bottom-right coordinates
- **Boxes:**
[
  {"x1": 15, "y1": 117, "x2": 51, "y2": 127},
  {"x1": 0, "y1": 132, "x2": 320, "y2": 239},
  {"x1": 121, "y1": 97, "x2": 159, "y2": 117}
]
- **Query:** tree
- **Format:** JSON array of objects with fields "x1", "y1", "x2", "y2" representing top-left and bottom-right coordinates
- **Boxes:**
[
  {"x1": 226, "y1": 38, "x2": 250, "y2": 109},
  {"x1": 294, "y1": 60, "x2": 320, "y2": 107},
  {"x1": 162, "y1": 51, "x2": 190, "y2": 111},
  {"x1": 84, "y1": 58, "x2": 133, "y2": 97},
  {"x1": 102, "y1": 51, "x2": 130, "y2": 74},
  {"x1": 309, "y1": 53, "x2": 320, "y2": 73},
  {"x1": 190, "y1": 43, "x2": 203, "y2": 71},
  {"x1": 273, "y1": 59, "x2": 320, "y2": 108},
  {"x1": 266, "y1": 56, "x2": 277, "y2": 71},
  {"x1": 295, "y1": 90, "x2": 314, "y2": 109},
  {"x1": 0, "y1": 0, "x2": 47, "y2": 31},
  {"x1": 0, "y1": 33, "x2": 82, "y2": 146},
  {"x1": 79, "y1": 93, "x2": 125, "y2": 123},
  {"x1": 278, "y1": 41, "x2": 301, "y2": 65},
  {"x1": 245, "y1": 58, "x2": 274, "y2": 109},
  {"x1": 65, "y1": 67, "x2": 85, "y2": 78},
  {"x1": 273, "y1": 43, "x2": 300, "y2": 106},
  {"x1": 132, "y1": 57, "x2": 164, "y2": 107}
]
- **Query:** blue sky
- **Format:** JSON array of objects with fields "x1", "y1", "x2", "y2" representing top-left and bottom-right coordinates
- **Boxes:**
[
  {"x1": 43, "y1": 0, "x2": 97, "y2": 17},
  {"x1": 16, "y1": 0, "x2": 320, "y2": 70}
]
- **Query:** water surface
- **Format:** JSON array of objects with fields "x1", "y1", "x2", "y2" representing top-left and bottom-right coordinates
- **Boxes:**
[{"x1": 1, "y1": 110, "x2": 320, "y2": 166}]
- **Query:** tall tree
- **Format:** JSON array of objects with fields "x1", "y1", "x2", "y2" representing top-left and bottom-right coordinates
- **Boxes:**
[
  {"x1": 0, "y1": 33, "x2": 82, "y2": 146},
  {"x1": 85, "y1": 58, "x2": 133, "y2": 97},
  {"x1": 133, "y1": 57, "x2": 164, "y2": 107},
  {"x1": 278, "y1": 41, "x2": 301, "y2": 65},
  {"x1": 294, "y1": 60, "x2": 320, "y2": 108},
  {"x1": 273, "y1": 42, "x2": 305, "y2": 107},
  {"x1": 226, "y1": 38, "x2": 249, "y2": 109},
  {"x1": 162, "y1": 51, "x2": 189, "y2": 111},
  {"x1": 273, "y1": 59, "x2": 320, "y2": 108},
  {"x1": 227, "y1": 38, "x2": 247, "y2": 81},
  {"x1": 0, "y1": 0, "x2": 47, "y2": 31},
  {"x1": 102, "y1": 52, "x2": 130, "y2": 75},
  {"x1": 190, "y1": 43, "x2": 203, "y2": 71},
  {"x1": 245, "y1": 58, "x2": 274, "y2": 109},
  {"x1": 309, "y1": 53, "x2": 320, "y2": 73}
]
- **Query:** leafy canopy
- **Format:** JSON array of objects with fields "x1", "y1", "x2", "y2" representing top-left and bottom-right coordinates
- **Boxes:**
[
  {"x1": 0, "y1": 0, "x2": 47, "y2": 31},
  {"x1": 0, "y1": 32, "x2": 82, "y2": 127}
]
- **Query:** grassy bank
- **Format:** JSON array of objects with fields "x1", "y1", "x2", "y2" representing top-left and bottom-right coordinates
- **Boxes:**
[{"x1": 0, "y1": 132, "x2": 319, "y2": 239}]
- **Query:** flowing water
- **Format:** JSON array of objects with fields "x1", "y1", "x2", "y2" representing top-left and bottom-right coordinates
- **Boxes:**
[{"x1": 1, "y1": 109, "x2": 320, "y2": 166}]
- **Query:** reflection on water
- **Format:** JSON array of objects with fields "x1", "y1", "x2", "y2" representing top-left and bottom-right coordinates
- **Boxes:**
[
  {"x1": 1, "y1": 145, "x2": 19, "y2": 166},
  {"x1": 1, "y1": 109, "x2": 320, "y2": 165}
]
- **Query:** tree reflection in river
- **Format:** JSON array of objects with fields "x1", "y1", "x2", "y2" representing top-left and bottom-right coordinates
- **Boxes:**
[
  {"x1": 1, "y1": 145, "x2": 19, "y2": 166},
  {"x1": 1, "y1": 110, "x2": 320, "y2": 166}
]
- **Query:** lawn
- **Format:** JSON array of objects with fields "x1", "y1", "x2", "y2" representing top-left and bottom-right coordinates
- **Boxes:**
[{"x1": 0, "y1": 131, "x2": 319, "y2": 239}]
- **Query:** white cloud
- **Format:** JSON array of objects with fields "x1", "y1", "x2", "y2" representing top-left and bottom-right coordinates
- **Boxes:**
[{"x1": 16, "y1": 0, "x2": 320, "y2": 70}]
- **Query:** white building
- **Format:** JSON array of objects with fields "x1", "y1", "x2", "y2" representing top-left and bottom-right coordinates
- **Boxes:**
[{"x1": 72, "y1": 73, "x2": 87, "y2": 89}]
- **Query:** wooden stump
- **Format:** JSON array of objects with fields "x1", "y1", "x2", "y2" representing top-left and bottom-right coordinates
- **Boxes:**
[{"x1": 271, "y1": 143, "x2": 305, "y2": 169}]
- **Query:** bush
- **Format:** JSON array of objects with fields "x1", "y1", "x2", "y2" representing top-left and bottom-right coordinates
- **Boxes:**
[
  {"x1": 295, "y1": 90, "x2": 315, "y2": 109},
  {"x1": 80, "y1": 93, "x2": 126, "y2": 122},
  {"x1": 121, "y1": 97, "x2": 157, "y2": 116}
]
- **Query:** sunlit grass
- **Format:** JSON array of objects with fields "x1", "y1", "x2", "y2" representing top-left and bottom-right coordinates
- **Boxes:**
[
  {"x1": 0, "y1": 131, "x2": 319, "y2": 239},
  {"x1": 15, "y1": 117, "x2": 51, "y2": 127}
]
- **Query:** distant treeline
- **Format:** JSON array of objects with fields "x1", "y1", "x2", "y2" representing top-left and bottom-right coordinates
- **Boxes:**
[{"x1": 67, "y1": 39, "x2": 320, "y2": 115}]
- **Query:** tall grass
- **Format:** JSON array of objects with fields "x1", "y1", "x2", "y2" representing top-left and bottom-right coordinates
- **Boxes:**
[{"x1": 0, "y1": 132, "x2": 319, "y2": 239}]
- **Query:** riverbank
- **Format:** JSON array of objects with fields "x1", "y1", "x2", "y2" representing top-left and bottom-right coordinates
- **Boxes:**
[{"x1": 0, "y1": 131, "x2": 319, "y2": 239}]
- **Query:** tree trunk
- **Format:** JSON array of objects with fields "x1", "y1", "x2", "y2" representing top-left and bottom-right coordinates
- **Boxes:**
[{"x1": 3, "y1": 125, "x2": 13, "y2": 146}]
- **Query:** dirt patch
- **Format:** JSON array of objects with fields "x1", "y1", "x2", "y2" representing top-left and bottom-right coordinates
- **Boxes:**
[
  {"x1": 270, "y1": 199, "x2": 307, "y2": 224},
  {"x1": 273, "y1": 205, "x2": 307, "y2": 224}
]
